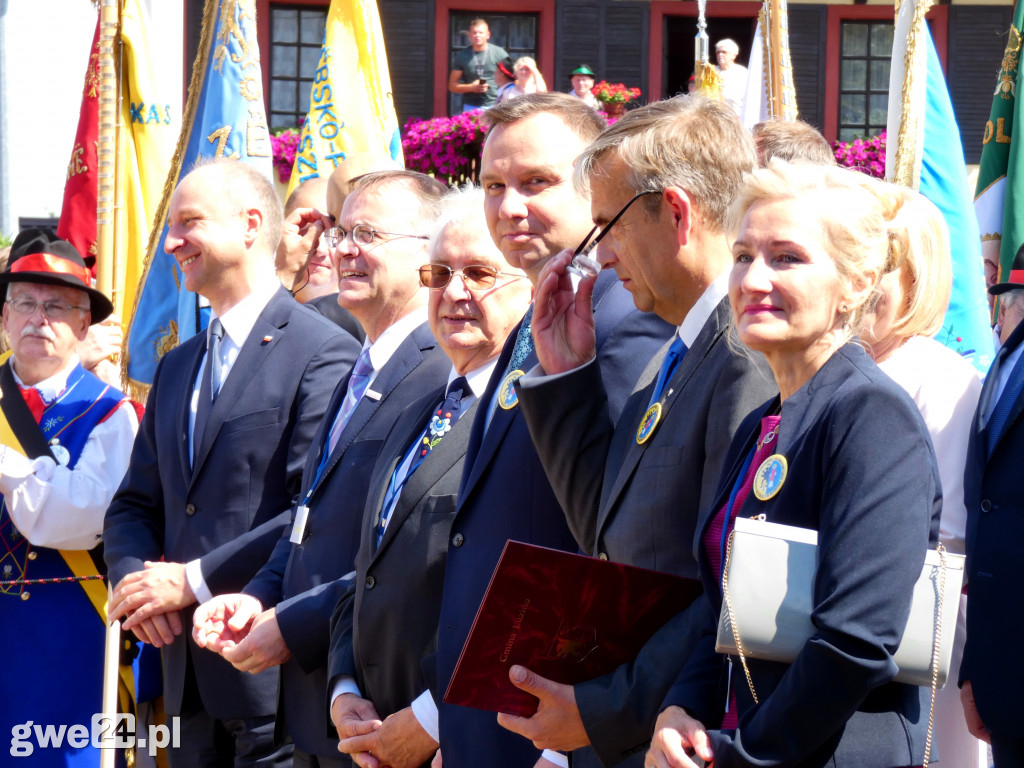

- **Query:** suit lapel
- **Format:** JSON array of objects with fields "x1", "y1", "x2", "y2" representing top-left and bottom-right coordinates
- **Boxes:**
[
  {"x1": 316, "y1": 323, "x2": 434, "y2": 494},
  {"x1": 597, "y1": 301, "x2": 730, "y2": 534},
  {"x1": 191, "y1": 294, "x2": 289, "y2": 482},
  {"x1": 375, "y1": 401, "x2": 479, "y2": 561},
  {"x1": 180, "y1": 339, "x2": 206, "y2": 487}
]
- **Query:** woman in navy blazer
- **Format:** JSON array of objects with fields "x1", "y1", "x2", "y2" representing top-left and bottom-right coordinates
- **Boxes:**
[{"x1": 647, "y1": 163, "x2": 942, "y2": 768}]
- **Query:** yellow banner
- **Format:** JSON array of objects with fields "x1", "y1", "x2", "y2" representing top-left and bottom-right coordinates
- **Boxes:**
[{"x1": 287, "y1": 0, "x2": 403, "y2": 195}]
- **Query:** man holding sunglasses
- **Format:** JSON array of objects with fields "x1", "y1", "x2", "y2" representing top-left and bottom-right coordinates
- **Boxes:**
[
  {"x1": 507, "y1": 95, "x2": 776, "y2": 768},
  {"x1": 326, "y1": 187, "x2": 532, "y2": 768},
  {"x1": 191, "y1": 169, "x2": 452, "y2": 768}
]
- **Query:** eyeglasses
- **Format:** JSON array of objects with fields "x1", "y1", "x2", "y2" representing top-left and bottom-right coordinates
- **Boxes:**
[
  {"x1": 568, "y1": 190, "x2": 662, "y2": 280},
  {"x1": 418, "y1": 264, "x2": 522, "y2": 291},
  {"x1": 6, "y1": 298, "x2": 89, "y2": 320},
  {"x1": 323, "y1": 224, "x2": 428, "y2": 249}
]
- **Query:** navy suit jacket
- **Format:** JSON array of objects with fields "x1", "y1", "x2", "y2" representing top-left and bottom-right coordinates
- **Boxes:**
[
  {"x1": 431, "y1": 271, "x2": 673, "y2": 768},
  {"x1": 242, "y1": 321, "x2": 449, "y2": 757},
  {"x1": 960, "y1": 321, "x2": 1024, "y2": 739},
  {"x1": 517, "y1": 298, "x2": 776, "y2": 766},
  {"x1": 328, "y1": 386, "x2": 477, "y2": 734},
  {"x1": 664, "y1": 344, "x2": 941, "y2": 768},
  {"x1": 104, "y1": 287, "x2": 357, "y2": 720}
]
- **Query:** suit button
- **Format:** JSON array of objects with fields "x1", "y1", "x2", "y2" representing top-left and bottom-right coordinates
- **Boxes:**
[
  {"x1": 185, "y1": 503, "x2": 196, "y2": 516},
  {"x1": 451, "y1": 533, "x2": 464, "y2": 548},
  {"x1": 598, "y1": 552, "x2": 608, "y2": 561},
  {"x1": 365, "y1": 576, "x2": 375, "y2": 589},
  {"x1": 981, "y1": 499, "x2": 992, "y2": 513}
]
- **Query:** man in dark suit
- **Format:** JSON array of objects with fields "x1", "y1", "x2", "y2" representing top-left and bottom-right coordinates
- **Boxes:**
[
  {"x1": 500, "y1": 95, "x2": 776, "y2": 768},
  {"x1": 330, "y1": 94, "x2": 672, "y2": 768},
  {"x1": 191, "y1": 170, "x2": 450, "y2": 768},
  {"x1": 104, "y1": 159, "x2": 359, "y2": 767},
  {"x1": 326, "y1": 186, "x2": 533, "y2": 767},
  {"x1": 960, "y1": 272, "x2": 1024, "y2": 764}
]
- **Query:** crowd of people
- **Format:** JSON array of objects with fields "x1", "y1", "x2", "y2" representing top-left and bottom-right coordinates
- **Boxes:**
[{"x1": 3, "y1": 89, "x2": 1021, "y2": 768}]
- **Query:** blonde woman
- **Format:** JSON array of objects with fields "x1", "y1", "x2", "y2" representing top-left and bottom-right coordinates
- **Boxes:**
[{"x1": 502, "y1": 56, "x2": 547, "y2": 101}]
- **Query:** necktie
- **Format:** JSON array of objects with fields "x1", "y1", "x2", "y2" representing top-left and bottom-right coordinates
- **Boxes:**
[
  {"x1": 504, "y1": 305, "x2": 535, "y2": 377},
  {"x1": 378, "y1": 377, "x2": 469, "y2": 544},
  {"x1": 328, "y1": 347, "x2": 374, "y2": 454},
  {"x1": 193, "y1": 318, "x2": 224, "y2": 460},
  {"x1": 986, "y1": 344, "x2": 1024, "y2": 456},
  {"x1": 19, "y1": 387, "x2": 45, "y2": 423},
  {"x1": 647, "y1": 336, "x2": 688, "y2": 407}
]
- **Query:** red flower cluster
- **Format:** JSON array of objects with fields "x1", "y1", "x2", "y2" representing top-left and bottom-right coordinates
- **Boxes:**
[
  {"x1": 592, "y1": 81, "x2": 642, "y2": 105},
  {"x1": 401, "y1": 112, "x2": 488, "y2": 183},
  {"x1": 271, "y1": 128, "x2": 301, "y2": 184},
  {"x1": 832, "y1": 131, "x2": 886, "y2": 180}
]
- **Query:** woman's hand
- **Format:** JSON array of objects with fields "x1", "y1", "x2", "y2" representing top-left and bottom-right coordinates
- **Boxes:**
[{"x1": 646, "y1": 706, "x2": 714, "y2": 768}]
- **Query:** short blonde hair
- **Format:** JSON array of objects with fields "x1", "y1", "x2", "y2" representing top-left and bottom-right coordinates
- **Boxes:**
[
  {"x1": 881, "y1": 188, "x2": 952, "y2": 339},
  {"x1": 727, "y1": 161, "x2": 898, "y2": 337},
  {"x1": 513, "y1": 57, "x2": 547, "y2": 92}
]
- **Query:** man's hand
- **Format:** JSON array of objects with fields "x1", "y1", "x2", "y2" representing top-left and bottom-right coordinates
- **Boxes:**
[
  {"x1": 646, "y1": 706, "x2": 713, "y2": 768},
  {"x1": 193, "y1": 593, "x2": 263, "y2": 654},
  {"x1": 332, "y1": 693, "x2": 382, "y2": 765},
  {"x1": 220, "y1": 607, "x2": 291, "y2": 674},
  {"x1": 125, "y1": 612, "x2": 183, "y2": 647},
  {"x1": 338, "y1": 706, "x2": 438, "y2": 768},
  {"x1": 276, "y1": 207, "x2": 332, "y2": 290},
  {"x1": 960, "y1": 681, "x2": 992, "y2": 744},
  {"x1": 109, "y1": 562, "x2": 196, "y2": 634},
  {"x1": 531, "y1": 249, "x2": 598, "y2": 375},
  {"x1": 496, "y1": 665, "x2": 589, "y2": 751},
  {"x1": 78, "y1": 314, "x2": 124, "y2": 386}
]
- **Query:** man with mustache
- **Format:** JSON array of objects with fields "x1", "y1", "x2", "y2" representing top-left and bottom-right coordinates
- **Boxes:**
[
  {"x1": 0, "y1": 230, "x2": 139, "y2": 768},
  {"x1": 104, "y1": 159, "x2": 358, "y2": 767}
]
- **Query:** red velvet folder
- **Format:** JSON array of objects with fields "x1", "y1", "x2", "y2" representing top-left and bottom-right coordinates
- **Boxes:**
[{"x1": 444, "y1": 540, "x2": 704, "y2": 716}]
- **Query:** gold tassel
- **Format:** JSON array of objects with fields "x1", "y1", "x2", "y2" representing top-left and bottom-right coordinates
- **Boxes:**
[{"x1": 696, "y1": 61, "x2": 724, "y2": 100}]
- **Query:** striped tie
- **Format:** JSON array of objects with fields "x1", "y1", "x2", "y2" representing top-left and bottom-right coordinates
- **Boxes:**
[{"x1": 328, "y1": 347, "x2": 373, "y2": 453}]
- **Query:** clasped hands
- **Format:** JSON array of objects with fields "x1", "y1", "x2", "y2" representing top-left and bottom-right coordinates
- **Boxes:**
[
  {"x1": 192, "y1": 593, "x2": 291, "y2": 673},
  {"x1": 331, "y1": 695, "x2": 438, "y2": 768},
  {"x1": 108, "y1": 561, "x2": 196, "y2": 647}
]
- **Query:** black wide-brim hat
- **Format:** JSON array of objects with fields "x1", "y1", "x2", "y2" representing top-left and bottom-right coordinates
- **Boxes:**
[
  {"x1": 990, "y1": 241, "x2": 1024, "y2": 296},
  {"x1": 1, "y1": 228, "x2": 113, "y2": 323}
]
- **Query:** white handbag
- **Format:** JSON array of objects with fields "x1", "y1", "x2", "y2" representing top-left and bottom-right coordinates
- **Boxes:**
[{"x1": 714, "y1": 515, "x2": 965, "y2": 767}]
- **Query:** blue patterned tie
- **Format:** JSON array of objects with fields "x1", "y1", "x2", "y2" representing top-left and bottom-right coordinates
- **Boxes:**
[
  {"x1": 986, "y1": 346, "x2": 1024, "y2": 456},
  {"x1": 378, "y1": 377, "x2": 469, "y2": 543},
  {"x1": 329, "y1": 347, "x2": 373, "y2": 453},
  {"x1": 647, "y1": 336, "x2": 688, "y2": 408},
  {"x1": 504, "y1": 305, "x2": 535, "y2": 376}
]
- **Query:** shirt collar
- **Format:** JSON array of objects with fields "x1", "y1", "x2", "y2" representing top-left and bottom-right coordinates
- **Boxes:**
[
  {"x1": 11, "y1": 354, "x2": 82, "y2": 402},
  {"x1": 212, "y1": 277, "x2": 281, "y2": 349},
  {"x1": 364, "y1": 308, "x2": 428, "y2": 374},
  {"x1": 677, "y1": 271, "x2": 729, "y2": 347},
  {"x1": 450, "y1": 357, "x2": 499, "y2": 400}
]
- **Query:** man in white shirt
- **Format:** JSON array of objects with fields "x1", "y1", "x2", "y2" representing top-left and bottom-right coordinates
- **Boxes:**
[
  {"x1": 716, "y1": 38, "x2": 748, "y2": 116},
  {"x1": 0, "y1": 232, "x2": 139, "y2": 767},
  {"x1": 104, "y1": 159, "x2": 357, "y2": 767}
]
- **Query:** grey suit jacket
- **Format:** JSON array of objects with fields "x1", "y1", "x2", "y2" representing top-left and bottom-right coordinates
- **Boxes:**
[
  {"x1": 517, "y1": 298, "x2": 775, "y2": 767},
  {"x1": 104, "y1": 288, "x2": 357, "y2": 720},
  {"x1": 329, "y1": 386, "x2": 478, "y2": 734}
]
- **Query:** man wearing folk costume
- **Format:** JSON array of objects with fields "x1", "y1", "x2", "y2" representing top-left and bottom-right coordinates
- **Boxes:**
[{"x1": 0, "y1": 230, "x2": 139, "y2": 768}]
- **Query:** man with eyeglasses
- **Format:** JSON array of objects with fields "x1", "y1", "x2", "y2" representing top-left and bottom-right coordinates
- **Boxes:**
[
  {"x1": 505, "y1": 95, "x2": 776, "y2": 768},
  {"x1": 325, "y1": 186, "x2": 533, "y2": 768},
  {"x1": 0, "y1": 231, "x2": 139, "y2": 768},
  {"x1": 191, "y1": 169, "x2": 451, "y2": 768},
  {"x1": 104, "y1": 159, "x2": 358, "y2": 768}
]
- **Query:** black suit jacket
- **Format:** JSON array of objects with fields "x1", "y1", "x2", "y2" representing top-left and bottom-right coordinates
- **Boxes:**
[
  {"x1": 432, "y1": 272, "x2": 673, "y2": 768},
  {"x1": 328, "y1": 385, "x2": 477, "y2": 735},
  {"x1": 664, "y1": 344, "x2": 941, "y2": 768},
  {"x1": 960, "y1": 321, "x2": 1024, "y2": 739},
  {"x1": 104, "y1": 288, "x2": 357, "y2": 719},
  {"x1": 517, "y1": 298, "x2": 776, "y2": 766},
  {"x1": 307, "y1": 292, "x2": 366, "y2": 345},
  {"x1": 243, "y1": 321, "x2": 449, "y2": 757}
]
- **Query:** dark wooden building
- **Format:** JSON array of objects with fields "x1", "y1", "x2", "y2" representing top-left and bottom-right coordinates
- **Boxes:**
[{"x1": 184, "y1": 0, "x2": 1013, "y2": 162}]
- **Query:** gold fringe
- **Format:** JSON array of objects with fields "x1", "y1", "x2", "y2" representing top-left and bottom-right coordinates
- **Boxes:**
[
  {"x1": 121, "y1": 0, "x2": 223, "y2": 400},
  {"x1": 892, "y1": 0, "x2": 935, "y2": 188},
  {"x1": 696, "y1": 61, "x2": 723, "y2": 101}
]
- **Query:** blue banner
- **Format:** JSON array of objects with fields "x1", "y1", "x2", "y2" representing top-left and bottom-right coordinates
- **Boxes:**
[{"x1": 125, "y1": 0, "x2": 273, "y2": 391}]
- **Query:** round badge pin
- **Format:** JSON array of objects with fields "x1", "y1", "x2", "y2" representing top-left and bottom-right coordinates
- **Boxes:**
[
  {"x1": 635, "y1": 402, "x2": 662, "y2": 445},
  {"x1": 49, "y1": 440, "x2": 71, "y2": 467},
  {"x1": 498, "y1": 369, "x2": 525, "y2": 410},
  {"x1": 752, "y1": 454, "x2": 788, "y2": 501}
]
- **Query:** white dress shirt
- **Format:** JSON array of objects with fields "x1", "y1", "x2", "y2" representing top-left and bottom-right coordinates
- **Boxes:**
[{"x1": 0, "y1": 355, "x2": 139, "y2": 550}]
